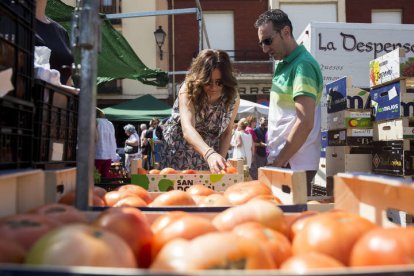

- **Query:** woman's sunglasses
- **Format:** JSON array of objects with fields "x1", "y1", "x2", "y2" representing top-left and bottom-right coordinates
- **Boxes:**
[{"x1": 205, "y1": 80, "x2": 223, "y2": 87}]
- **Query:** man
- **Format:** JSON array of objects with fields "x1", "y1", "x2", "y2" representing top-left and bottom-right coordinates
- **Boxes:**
[
  {"x1": 253, "y1": 116, "x2": 268, "y2": 178},
  {"x1": 255, "y1": 9, "x2": 323, "y2": 196}
]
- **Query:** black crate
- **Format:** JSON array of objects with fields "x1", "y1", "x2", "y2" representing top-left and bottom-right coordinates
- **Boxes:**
[
  {"x1": 372, "y1": 140, "x2": 414, "y2": 176},
  {"x1": 32, "y1": 80, "x2": 78, "y2": 168},
  {"x1": 0, "y1": 2, "x2": 34, "y2": 103},
  {"x1": 0, "y1": 97, "x2": 34, "y2": 169}
]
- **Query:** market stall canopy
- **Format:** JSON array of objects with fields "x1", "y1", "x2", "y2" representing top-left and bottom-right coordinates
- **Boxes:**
[
  {"x1": 103, "y1": 94, "x2": 172, "y2": 122},
  {"x1": 46, "y1": 0, "x2": 169, "y2": 87},
  {"x1": 238, "y1": 99, "x2": 269, "y2": 118}
]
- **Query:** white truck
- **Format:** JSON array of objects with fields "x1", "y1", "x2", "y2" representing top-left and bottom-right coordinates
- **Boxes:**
[{"x1": 297, "y1": 22, "x2": 414, "y2": 88}]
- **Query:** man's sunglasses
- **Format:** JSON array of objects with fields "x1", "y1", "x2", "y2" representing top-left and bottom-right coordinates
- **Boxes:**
[{"x1": 258, "y1": 35, "x2": 275, "y2": 47}]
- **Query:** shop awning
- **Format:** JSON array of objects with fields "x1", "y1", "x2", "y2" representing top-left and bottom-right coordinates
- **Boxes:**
[
  {"x1": 103, "y1": 94, "x2": 172, "y2": 122},
  {"x1": 46, "y1": 0, "x2": 169, "y2": 87}
]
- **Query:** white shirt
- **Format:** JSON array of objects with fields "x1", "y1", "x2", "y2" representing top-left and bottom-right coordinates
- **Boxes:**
[{"x1": 95, "y1": 118, "x2": 117, "y2": 160}]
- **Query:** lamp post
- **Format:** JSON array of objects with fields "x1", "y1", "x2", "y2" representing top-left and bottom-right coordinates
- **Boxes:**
[{"x1": 154, "y1": 25, "x2": 166, "y2": 60}]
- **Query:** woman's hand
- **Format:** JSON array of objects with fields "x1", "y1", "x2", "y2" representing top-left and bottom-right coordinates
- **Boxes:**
[{"x1": 207, "y1": 152, "x2": 229, "y2": 174}]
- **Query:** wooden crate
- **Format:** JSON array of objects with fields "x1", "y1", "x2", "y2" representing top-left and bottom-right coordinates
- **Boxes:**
[
  {"x1": 326, "y1": 146, "x2": 372, "y2": 176},
  {"x1": 335, "y1": 172, "x2": 414, "y2": 227},
  {"x1": 44, "y1": 167, "x2": 77, "y2": 203},
  {"x1": 0, "y1": 169, "x2": 44, "y2": 216},
  {"x1": 374, "y1": 117, "x2": 414, "y2": 141}
]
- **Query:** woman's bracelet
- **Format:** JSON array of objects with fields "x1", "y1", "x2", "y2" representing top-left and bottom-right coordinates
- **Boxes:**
[
  {"x1": 203, "y1": 148, "x2": 214, "y2": 159},
  {"x1": 204, "y1": 149, "x2": 217, "y2": 160}
]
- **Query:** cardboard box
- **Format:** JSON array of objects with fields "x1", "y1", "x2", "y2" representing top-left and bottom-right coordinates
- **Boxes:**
[
  {"x1": 328, "y1": 128, "x2": 373, "y2": 146},
  {"x1": 320, "y1": 131, "x2": 327, "y2": 158},
  {"x1": 326, "y1": 146, "x2": 372, "y2": 177},
  {"x1": 130, "y1": 159, "x2": 244, "y2": 192},
  {"x1": 369, "y1": 48, "x2": 414, "y2": 88},
  {"x1": 374, "y1": 117, "x2": 414, "y2": 141},
  {"x1": 371, "y1": 79, "x2": 414, "y2": 121},
  {"x1": 326, "y1": 76, "x2": 371, "y2": 113},
  {"x1": 372, "y1": 140, "x2": 414, "y2": 176},
  {"x1": 327, "y1": 109, "x2": 372, "y2": 130},
  {"x1": 0, "y1": 169, "x2": 44, "y2": 216}
]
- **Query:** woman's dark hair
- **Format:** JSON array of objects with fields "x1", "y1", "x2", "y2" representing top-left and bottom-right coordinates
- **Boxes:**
[
  {"x1": 254, "y1": 9, "x2": 293, "y2": 36},
  {"x1": 184, "y1": 49, "x2": 238, "y2": 112}
]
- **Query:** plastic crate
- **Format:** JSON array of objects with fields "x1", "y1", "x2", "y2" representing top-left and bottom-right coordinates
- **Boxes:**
[
  {"x1": 32, "y1": 80, "x2": 78, "y2": 168},
  {"x1": 0, "y1": 2, "x2": 34, "y2": 102},
  {"x1": 0, "y1": 98, "x2": 34, "y2": 169}
]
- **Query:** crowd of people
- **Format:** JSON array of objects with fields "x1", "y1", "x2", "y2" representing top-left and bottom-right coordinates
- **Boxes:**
[{"x1": 38, "y1": 2, "x2": 322, "y2": 194}]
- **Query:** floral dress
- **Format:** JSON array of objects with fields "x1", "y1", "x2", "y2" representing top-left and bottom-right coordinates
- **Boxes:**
[{"x1": 161, "y1": 94, "x2": 236, "y2": 170}]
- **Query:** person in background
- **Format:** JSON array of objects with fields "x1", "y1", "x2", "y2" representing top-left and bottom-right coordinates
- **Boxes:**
[
  {"x1": 95, "y1": 108, "x2": 117, "y2": 177},
  {"x1": 146, "y1": 117, "x2": 163, "y2": 168},
  {"x1": 255, "y1": 9, "x2": 323, "y2": 196},
  {"x1": 161, "y1": 49, "x2": 240, "y2": 173},
  {"x1": 245, "y1": 115, "x2": 259, "y2": 179},
  {"x1": 253, "y1": 116, "x2": 268, "y2": 176},
  {"x1": 35, "y1": 0, "x2": 75, "y2": 86},
  {"x1": 123, "y1": 124, "x2": 140, "y2": 176},
  {"x1": 231, "y1": 119, "x2": 254, "y2": 170}
]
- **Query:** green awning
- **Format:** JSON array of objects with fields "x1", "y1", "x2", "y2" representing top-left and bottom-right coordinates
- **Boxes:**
[
  {"x1": 103, "y1": 94, "x2": 172, "y2": 122},
  {"x1": 46, "y1": 0, "x2": 169, "y2": 87}
]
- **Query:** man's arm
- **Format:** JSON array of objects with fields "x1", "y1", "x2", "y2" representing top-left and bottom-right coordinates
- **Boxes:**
[{"x1": 272, "y1": 95, "x2": 315, "y2": 167}]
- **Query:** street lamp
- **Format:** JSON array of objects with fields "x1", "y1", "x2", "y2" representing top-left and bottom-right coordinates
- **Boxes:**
[{"x1": 154, "y1": 25, "x2": 166, "y2": 60}]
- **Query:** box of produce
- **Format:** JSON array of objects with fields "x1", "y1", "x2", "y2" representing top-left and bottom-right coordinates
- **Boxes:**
[
  {"x1": 374, "y1": 117, "x2": 414, "y2": 141},
  {"x1": 327, "y1": 109, "x2": 372, "y2": 130}
]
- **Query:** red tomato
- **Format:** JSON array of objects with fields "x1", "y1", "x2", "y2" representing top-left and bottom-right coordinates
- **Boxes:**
[
  {"x1": 151, "y1": 232, "x2": 276, "y2": 270},
  {"x1": 224, "y1": 181, "x2": 272, "y2": 205},
  {"x1": 149, "y1": 169, "x2": 161, "y2": 174},
  {"x1": 350, "y1": 227, "x2": 414, "y2": 267},
  {"x1": 249, "y1": 194, "x2": 282, "y2": 204},
  {"x1": 113, "y1": 196, "x2": 147, "y2": 207},
  {"x1": 159, "y1": 168, "x2": 178, "y2": 174},
  {"x1": 152, "y1": 214, "x2": 218, "y2": 259},
  {"x1": 151, "y1": 211, "x2": 188, "y2": 234},
  {"x1": 93, "y1": 207, "x2": 153, "y2": 268},
  {"x1": 186, "y1": 184, "x2": 216, "y2": 196},
  {"x1": 30, "y1": 203, "x2": 88, "y2": 225},
  {"x1": 93, "y1": 186, "x2": 107, "y2": 200},
  {"x1": 292, "y1": 211, "x2": 377, "y2": 265},
  {"x1": 58, "y1": 191, "x2": 106, "y2": 207},
  {"x1": 149, "y1": 190, "x2": 196, "y2": 207},
  {"x1": 285, "y1": 210, "x2": 319, "y2": 241},
  {"x1": 103, "y1": 190, "x2": 137, "y2": 206},
  {"x1": 232, "y1": 222, "x2": 292, "y2": 267},
  {"x1": 0, "y1": 238, "x2": 26, "y2": 264},
  {"x1": 117, "y1": 184, "x2": 152, "y2": 204},
  {"x1": 181, "y1": 169, "x2": 197, "y2": 174},
  {"x1": 280, "y1": 252, "x2": 346, "y2": 272},
  {"x1": 25, "y1": 224, "x2": 137, "y2": 268},
  {"x1": 198, "y1": 193, "x2": 232, "y2": 207},
  {"x1": 212, "y1": 199, "x2": 287, "y2": 235},
  {"x1": 0, "y1": 214, "x2": 59, "y2": 251}
]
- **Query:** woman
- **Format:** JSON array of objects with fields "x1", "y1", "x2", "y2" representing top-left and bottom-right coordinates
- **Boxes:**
[
  {"x1": 231, "y1": 119, "x2": 254, "y2": 169},
  {"x1": 123, "y1": 124, "x2": 140, "y2": 176},
  {"x1": 161, "y1": 49, "x2": 240, "y2": 173}
]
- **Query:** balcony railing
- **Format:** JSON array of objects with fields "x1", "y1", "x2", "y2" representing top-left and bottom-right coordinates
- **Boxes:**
[{"x1": 100, "y1": 0, "x2": 122, "y2": 25}]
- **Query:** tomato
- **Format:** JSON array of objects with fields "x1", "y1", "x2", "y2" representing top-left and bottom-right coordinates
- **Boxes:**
[
  {"x1": 224, "y1": 180, "x2": 272, "y2": 205},
  {"x1": 103, "y1": 190, "x2": 138, "y2": 206},
  {"x1": 350, "y1": 227, "x2": 414, "y2": 267},
  {"x1": 159, "y1": 168, "x2": 178, "y2": 174},
  {"x1": 93, "y1": 186, "x2": 107, "y2": 200},
  {"x1": 150, "y1": 232, "x2": 276, "y2": 271},
  {"x1": 249, "y1": 194, "x2": 282, "y2": 204},
  {"x1": 137, "y1": 167, "x2": 148, "y2": 174},
  {"x1": 232, "y1": 222, "x2": 292, "y2": 268},
  {"x1": 198, "y1": 193, "x2": 232, "y2": 207},
  {"x1": 0, "y1": 238, "x2": 26, "y2": 264},
  {"x1": 280, "y1": 252, "x2": 346, "y2": 272},
  {"x1": 0, "y1": 214, "x2": 59, "y2": 251},
  {"x1": 152, "y1": 214, "x2": 218, "y2": 259},
  {"x1": 113, "y1": 196, "x2": 147, "y2": 207},
  {"x1": 25, "y1": 223, "x2": 137, "y2": 268},
  {"x1": 292, "y1": 211, "x2": 377, "y2": 265},
  {"x1": 30, "y1": 203, "x2": 88, "y2": 225},
  {"x1": 149, "y1": 190, "x2": 196, "y2": 207},
  {"x1": 151, "y1": 211, "x2": 188, "y2": 234},
  {"x1": 212, "y1": 199, "x2": 287, "y2": 236},
  {"x1": 58, "y1": 191, "x2": 106, "y2": 207},
  {"x1": 186, "y1": 184, "x2": 216, "y2": 196},
  {"x1": 181, "y1": 169, "x2": 197, "y2": 174},
  {"x1": 285, "y1": 210, "x2": 319, "y2": 241},
  {"x1": 149, "y1": 169, "x2": 161, "y2": 174},
  {"x1": 94, "y1": 207, "x2": 153, "y2": 268},
  {"x1": 220, "y1": 166, "x2": 237, "y2": 174},
  {"x1": 117, "y1": 184, "x2": 152, "y2": 204}
]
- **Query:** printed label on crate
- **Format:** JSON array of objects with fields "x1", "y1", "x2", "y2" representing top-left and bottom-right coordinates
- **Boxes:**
[
  {"x1": 328, "y1": 129, "x2": 373, "y2": 146},
  {"x1": 371, "y1": 81, "x2": 402, "y2": 121},
  {"x1": 372, "y1": 140, "x2": 414, "y2": 176},
  {"x1": 326, "y1": 76, "x2": 370, "y2": 113},
  {"x1": 351, "y1": 128, "x2": 373, "y2": 137},
  {"x1": 131, "y1": 173, "x2": 243, "y2": 192},
  {"x1": 369, "y1": 48, "x2": 414, "y2": 87},
  {"x1": 327, "y1": 110, "x2": 372, "y2": 130},
  {"x1": 404, "y1": 127, "x2": 414, "y2": 139}
]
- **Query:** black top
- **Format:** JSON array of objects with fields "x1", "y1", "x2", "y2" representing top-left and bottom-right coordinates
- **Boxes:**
[
  {"x1": 35, "y1": 18, "x2": 74, "y2": 85},
  {"x1": 254, "y1": 126, "x2": 268, "y2": 157}
]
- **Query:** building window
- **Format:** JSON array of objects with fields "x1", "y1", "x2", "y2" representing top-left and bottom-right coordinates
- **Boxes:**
[
  {"x1": 203, "y1": 12, "x2": 234, "y2": 58},
  {"x1": 372, "y1": 10, "x2": 402, "y2": 24}
]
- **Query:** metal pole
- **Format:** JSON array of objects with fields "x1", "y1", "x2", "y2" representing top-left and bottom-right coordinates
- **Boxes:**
[{"x1": 75, "y1": 0, "x2": 100, "y2": 210}]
